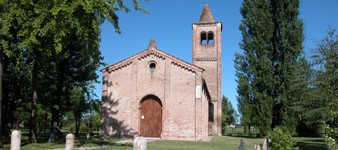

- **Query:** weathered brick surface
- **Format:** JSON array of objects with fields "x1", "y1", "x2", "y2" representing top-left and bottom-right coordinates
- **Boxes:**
[
  {"x1": 192, "y1": 21, "x2": 222, "y2": 136},
  {"x1": 100, "y1": 4, "x2": 222, "y2": 140},
  {"x1": 100, "y1": 48, "x2": 210, "y2": 141}
]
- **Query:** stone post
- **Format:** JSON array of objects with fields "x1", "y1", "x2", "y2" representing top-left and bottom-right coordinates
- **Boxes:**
[
  {"x1": 238, "y1": 139, "x2": 245, "y2": 150},
  {"x1": 133, "y1": 136, "x2": 147, "y2": 150},
  {"x1": 255, "y1": 144, "x2": 261, "y2": 150},
  {"x1": 262, "y1": 138, "x2": 268, "y2": 150},
  {"x1": 11, "y1": 130, "x2": 21, "y2": 150},
  {"x1": 65, "y1": 134, "x2": 75, "y2": 150}
]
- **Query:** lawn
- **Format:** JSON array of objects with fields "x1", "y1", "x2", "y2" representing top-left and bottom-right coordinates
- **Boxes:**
[
  {"x1": 148, "y1": 136, "x2": 261, "y2": 150},
  {"x1": 2, "y1": 134, "x2": 328, "y2": 150}
]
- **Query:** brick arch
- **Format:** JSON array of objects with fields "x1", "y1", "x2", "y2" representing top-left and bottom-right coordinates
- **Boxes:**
[{"x1": 139, "y1": 95, "x2": 162, "y2": 137}]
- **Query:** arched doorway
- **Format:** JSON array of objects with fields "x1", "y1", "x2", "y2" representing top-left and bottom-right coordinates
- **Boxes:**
[{"x1": 139, "y1": 95, "x2": 162, "y2": 137}]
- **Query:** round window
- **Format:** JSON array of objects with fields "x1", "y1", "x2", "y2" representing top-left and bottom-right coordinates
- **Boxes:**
[{"x1": 149, "y1": 62, "x2": 156, "y2": 69}]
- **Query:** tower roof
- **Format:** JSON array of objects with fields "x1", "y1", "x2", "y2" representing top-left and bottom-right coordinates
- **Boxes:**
[{"x1": 199, "y1": 3, "x2": 215, "y2": 23}]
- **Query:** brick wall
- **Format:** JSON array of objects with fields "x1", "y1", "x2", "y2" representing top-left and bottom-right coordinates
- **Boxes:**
[{"x1": 100, "y1": 50, "x2": 209, "y2": 141}]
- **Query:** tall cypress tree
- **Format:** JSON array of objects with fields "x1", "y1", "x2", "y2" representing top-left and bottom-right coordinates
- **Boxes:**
[{"x1": 236, "y1": 0, "x2": 305, "y2": 134}]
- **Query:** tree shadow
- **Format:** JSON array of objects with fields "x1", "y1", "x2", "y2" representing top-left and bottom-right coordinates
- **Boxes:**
[{"x1": 100, "y1": 91, "x2": 137, "y2": 138}]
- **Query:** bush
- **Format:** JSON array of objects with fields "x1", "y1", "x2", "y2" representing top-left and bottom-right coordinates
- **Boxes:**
[
  {"x1": 323, "y1": 110, "x2": 338, "y2": 150},
  {"x1": 268, "y1": 126, "x2": 296, "y2": 150}
]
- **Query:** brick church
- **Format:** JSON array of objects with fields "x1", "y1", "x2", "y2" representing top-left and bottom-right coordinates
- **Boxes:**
[{"x1": 100, "y1": 4, "x2": 222, "y2": 141}]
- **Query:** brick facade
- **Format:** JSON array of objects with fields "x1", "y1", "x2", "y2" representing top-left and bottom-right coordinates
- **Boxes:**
[{"x1": 100, "y1": 4, "x2": 222, "y2": 141}]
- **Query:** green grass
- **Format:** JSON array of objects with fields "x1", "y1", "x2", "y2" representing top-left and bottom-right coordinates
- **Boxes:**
[
  {"x1": 294, "y1": 137, "x2": 328, "y2": 150},
  {"x1": 21, "y1": 137, "x2": 134, "y2": 150},
  {"x1": 1, "y1": 134, "x2": 328, "y2": 150},
  {"x1": 147, "y1": 136, "x2": 261, "y2": 150},
  {"x1": 147, "y1": 136, "x2": 328, "y2": 150}
]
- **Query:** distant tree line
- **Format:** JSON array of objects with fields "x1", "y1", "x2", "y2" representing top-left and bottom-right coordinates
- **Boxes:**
[
  {"x1": 0, "y1": 0, "x2": 146, "y2": 144},
  {"x1": 236, "y1": 0, "x2": 337, "y2": 142}
]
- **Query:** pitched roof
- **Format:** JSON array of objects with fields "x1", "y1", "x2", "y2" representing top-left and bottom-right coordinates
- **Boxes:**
[
  {"x1": 101, "y1": 39, "x2": 204, "y2": 73},
  {"x1": 199, "y1": 3, "x2": 215, "y2": 23}
]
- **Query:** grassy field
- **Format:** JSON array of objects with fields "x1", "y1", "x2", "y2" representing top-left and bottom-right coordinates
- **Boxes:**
[
  {"x1": 2, "y1": 135, "x2": 328, "y2": 150},
  {"x1": 148, "y1": 136, "x2": 261, "y2": 150},
  {"x1": 147, "y1": 136, "x2": 328, "y2": 150}
]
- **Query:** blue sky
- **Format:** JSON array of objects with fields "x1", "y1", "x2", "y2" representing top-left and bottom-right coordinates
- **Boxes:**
[{"x1": 96, "y1": 0, "x2": 338, "y2": 113}]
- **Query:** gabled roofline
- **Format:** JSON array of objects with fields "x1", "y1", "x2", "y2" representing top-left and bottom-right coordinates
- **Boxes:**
[{"x1": 101, "y1": 48, "x2": 204, "y2": 73}]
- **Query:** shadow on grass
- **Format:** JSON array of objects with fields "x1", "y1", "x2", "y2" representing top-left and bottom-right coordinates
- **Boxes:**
[
  {"x1": 297, "y1": 142, "x2": 327, "y2": 150},
  {"x1": 294, "y1": 137, "x2": 327, "y2": 150},
  {"x1": 75, "y1": 135, "x2": 133, "y2": 148},
  {"x1": 301, "y1": 139, "x2": 326, "y2": 143},
  {"x1": 227, "y1": 135, "x2": 261, "y2": 139}
]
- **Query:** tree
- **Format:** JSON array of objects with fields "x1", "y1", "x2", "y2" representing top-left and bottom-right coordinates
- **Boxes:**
[
  {"x1": 221, "y1": 96, "x2": 237, "y2": 135},
  {"x1": 237, "y1": 0, "x2": 305, "y2": 135},
  {"x1": 269, "y1": 0, "x2": 304, "y2": 131},
  {"x1": 311, "y1": 29, "x2": 338, "y2": 143},
  {"x1": 0, "y1": 0, "x2": 147, "y2": 143},
  {"x1": 237, "y1": 0, "x2": 274, "y2": 135},
  {"x1": 235, "y1": 54, "x2": 254, "y2": 135},
  {"x1": 312, "y1": 29, "x2": 338, "y2": 122}
]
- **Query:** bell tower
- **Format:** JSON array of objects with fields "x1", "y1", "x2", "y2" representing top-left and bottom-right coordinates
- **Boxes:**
[{"x1": 192, "y1": 3, "x2": 222, "y2": 136}]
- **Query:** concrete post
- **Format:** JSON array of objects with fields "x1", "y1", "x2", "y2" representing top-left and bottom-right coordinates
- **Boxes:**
[
  {"x1": 65, "y1": 134, "x2": 75, "y2": 150},
  {"x1": 11, "y1": 130, "x2": 21, "y2": 150}
]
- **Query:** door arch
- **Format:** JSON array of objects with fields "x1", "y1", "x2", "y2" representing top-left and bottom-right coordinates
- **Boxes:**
[{"x1": 139, "y1": 95, "x2": 162, "y2": 137}]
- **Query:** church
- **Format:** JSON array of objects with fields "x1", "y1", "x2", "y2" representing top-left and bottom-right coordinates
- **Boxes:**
[{"x1": 100, "y1": 4, "x2": 222, "y2": 141}]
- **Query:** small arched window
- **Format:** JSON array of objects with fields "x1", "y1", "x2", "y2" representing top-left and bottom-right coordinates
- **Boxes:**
[
  {"x1": 200, "y1": 31, "x2": 215, "y2": 45},
  {"x1": 200, "y1": 32, "x2": 207, "y2": 45},
  {"x1": 207, "y1": 32, "x2": 214, "y2": 45}
]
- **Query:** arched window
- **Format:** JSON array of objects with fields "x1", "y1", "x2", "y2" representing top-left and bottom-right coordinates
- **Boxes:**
[
  {"x1": 200, "y1": 31, "x2": 215, "y2": 45},
  {"x1": 207, "y1": 32, "x2": 214, "y2": 45},
  {"x1": 200, "y1": 32, "x2": 207, "y2": 45}
]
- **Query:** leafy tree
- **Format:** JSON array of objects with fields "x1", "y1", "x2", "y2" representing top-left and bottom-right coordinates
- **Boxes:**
[
  {"x1": 310, "y1": 29, "x2": 338, "y2": 144},
  {"x1": 235, "y1": 53, "x2": 254, "y2": 135},
  {"x1": 69, "y1": 84, "x2": 100, "y2": 136},
  {"x1": 237, "y1": 0, "x2": 305, "y2": 135},
  {"x1": 312, "y1": 29, "x2": 338, "y2": 123},
  {"x1": 0, "y1": 0, "x2": 147, "y2": 143},
  {"x1": 222, "y1": 96, "x2": 237, "y2": 135}
]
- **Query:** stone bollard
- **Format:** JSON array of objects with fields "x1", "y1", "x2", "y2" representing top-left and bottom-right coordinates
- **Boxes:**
[
  {"x1": 65, "y1": 134, "x2": 75, "y2": 150},
  {"x1": 11, "y1": 130, "x2": 21, "y2": 150},
  {"x1": 133, "y1": 136, "x2": 147, "y2": 150},
  {"x1": 262, "y1": 138, "x2": 268, "y2": 150},
  {"x1": 255, "y1": 144, "x2": 261, "y2": 150},
  {"x1": 238, "y1": 139, "x2": 245, "y2": 150}
]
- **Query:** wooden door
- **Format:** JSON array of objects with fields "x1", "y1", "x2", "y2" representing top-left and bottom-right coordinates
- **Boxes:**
[{"x1": 140, "y1": 98, "x2": 162, "y2": 137}]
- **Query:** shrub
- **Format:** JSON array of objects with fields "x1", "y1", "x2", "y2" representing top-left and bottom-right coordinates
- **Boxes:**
[
  {"x1": 323, "y1": 110, "x2": 338, "y2": 150},
  {"x1": 268, "y1": 126, "x2": 296, "y2": 150}
]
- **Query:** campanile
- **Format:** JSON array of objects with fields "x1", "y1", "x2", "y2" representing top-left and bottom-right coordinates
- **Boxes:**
[{"x1": 192, "y1": 3, "x2": 222, "y2": 136}]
